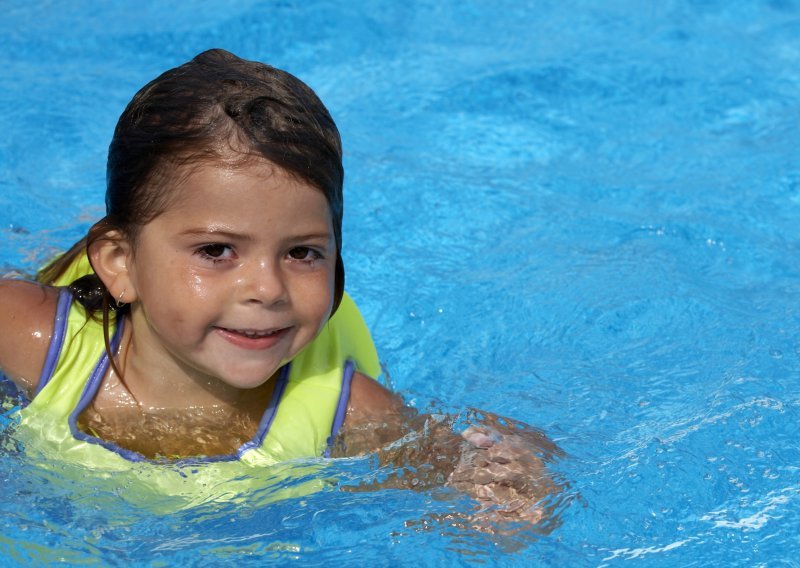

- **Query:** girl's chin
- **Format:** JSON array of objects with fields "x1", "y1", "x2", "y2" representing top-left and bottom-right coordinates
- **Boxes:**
[{"x1": 210, "y1": 364, "x2": 286, "y2": 390}]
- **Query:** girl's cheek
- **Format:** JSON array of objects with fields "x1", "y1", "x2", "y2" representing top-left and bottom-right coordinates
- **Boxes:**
[{"x1": 187, "y1": 272, "x2": 209, "y2": 299}]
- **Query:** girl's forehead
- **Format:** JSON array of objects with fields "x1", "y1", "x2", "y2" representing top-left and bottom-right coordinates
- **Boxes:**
[
  {"x1": 144, "y1": 154, "x2": 333, "y2": 233},
  {"x1": 163, "y1": 158, "x2": 296, "y2": 202},
  {"x1": 162, "y1": 160, "x2": 325, "y2": 211}
]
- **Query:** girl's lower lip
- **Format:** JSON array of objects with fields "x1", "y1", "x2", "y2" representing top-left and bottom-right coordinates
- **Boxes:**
[{"x1": 214, "y1": 327, "x2": 290, "y2": 350}]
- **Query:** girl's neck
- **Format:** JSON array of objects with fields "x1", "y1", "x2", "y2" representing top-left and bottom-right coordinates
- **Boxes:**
[{"x1": 112, "y1": 319, "x2": 276, "y2": 412}]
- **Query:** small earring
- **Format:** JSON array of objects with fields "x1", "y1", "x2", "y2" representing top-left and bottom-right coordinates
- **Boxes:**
[{"x1": 115, "y1": 290, "x2": 127, "y2": 309}]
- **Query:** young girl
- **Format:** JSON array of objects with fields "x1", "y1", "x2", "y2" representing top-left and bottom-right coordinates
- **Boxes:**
[{"x1": 0, "y1": 49, "x2": 560, "y2": 523}]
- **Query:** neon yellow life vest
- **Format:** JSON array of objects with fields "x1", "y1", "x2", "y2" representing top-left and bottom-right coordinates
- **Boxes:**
[{"x1": 13, "y1": 253, "x2": 380, "y2": 510}]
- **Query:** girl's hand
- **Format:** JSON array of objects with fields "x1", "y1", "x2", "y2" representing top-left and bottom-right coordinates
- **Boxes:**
[
  {"x1": 341, "y1": 376, "x2": 565, "y2": 531},
  {"x1": 447, "y1": 417, "x2": 564, "y2": 530}
]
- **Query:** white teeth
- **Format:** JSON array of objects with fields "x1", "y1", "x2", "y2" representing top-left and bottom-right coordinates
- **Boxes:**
[
  {"x1": 244, "y1": 330, "x2": 276, "y2": 338},
  {"x1": 227, "y1": 328, "x2": 279, "y2": 338}
]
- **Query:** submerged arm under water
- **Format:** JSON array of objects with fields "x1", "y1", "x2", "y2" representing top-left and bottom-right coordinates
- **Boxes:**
[{"x1": 333, "y1": 372, "x2": 567, "y2": 532}]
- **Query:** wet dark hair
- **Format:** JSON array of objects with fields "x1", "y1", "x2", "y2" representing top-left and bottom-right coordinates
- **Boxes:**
[{"x1": 39, "y1": 48, "x2": 345, "y2": 316}]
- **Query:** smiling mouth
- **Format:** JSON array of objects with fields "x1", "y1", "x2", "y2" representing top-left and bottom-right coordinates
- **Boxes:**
[
  {"x1": 214, "y1": 326, "x2": 291, "y2": 349},
  {"x1": 220, "y1": 327, "x2": 283, "y2": 338}
]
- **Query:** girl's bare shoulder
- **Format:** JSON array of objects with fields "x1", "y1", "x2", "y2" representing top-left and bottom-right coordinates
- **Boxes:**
[
  {"x1": 346, "y1": 371, "x2": 406, "y2": 425},
  {"x1": 0, "y1": 280, "x2": 59, "y2": 396}
]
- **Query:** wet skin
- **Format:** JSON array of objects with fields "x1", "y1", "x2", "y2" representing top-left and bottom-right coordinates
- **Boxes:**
[
  {"x1": 0, "y1": 159, "x2": 564, "y2": 529},
  {"x1": 95, "y1": 160, "x2": 338, "y2": 407}
]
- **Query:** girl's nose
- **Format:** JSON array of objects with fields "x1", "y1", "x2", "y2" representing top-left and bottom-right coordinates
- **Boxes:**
[{"x1": 237, "y1": 260, "x2": 288, "y2": 306}]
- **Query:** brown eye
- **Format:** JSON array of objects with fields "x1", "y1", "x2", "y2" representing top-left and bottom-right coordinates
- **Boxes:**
[
  {"x1": 196, "y1": 244, "x2": 235, "y2": 262},
  {"x1": 289, "y1": 247, "x2": 312, "y2": 260},
  {"x1": 288, "y1": 247, "x2": 322, "y2": 262},
  {"x1": 202, "y1": 244, "x2": 228, "y2": 257}
]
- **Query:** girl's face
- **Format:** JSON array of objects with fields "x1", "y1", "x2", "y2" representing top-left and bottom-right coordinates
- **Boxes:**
[{"x1": 122, "y1": 159, "x2": 336, "y2": 390}]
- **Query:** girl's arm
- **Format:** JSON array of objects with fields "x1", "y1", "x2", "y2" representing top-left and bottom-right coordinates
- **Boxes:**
[
  {"x1": 338, "y1": 372, "x2": 565, "y2": 530},
  {"x1": 0, "y1": 280, "x2": 58, "y2": 397}
]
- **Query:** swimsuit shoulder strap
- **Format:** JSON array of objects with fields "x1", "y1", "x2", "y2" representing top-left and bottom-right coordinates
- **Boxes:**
[
  {"x1": 24, "y1": 289, "x2": 118, "y2": 420},
  {"x1": 246, "y1": 293, "x2": 380, "y2": 462}
]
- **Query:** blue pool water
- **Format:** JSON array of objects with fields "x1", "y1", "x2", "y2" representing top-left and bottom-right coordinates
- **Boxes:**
[{"x1": 2, "y1": 1, "x2": 800, "y2": 565}]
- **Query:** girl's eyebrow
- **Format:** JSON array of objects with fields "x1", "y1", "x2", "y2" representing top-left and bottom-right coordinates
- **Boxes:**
[
  {"x1": 289, "y1": 232, "x2": 335, "y2": 242},
  {"x1": 178, "y1": 227, "x2": 334, "y2": 243},
  {"x1": 178, "y1": 228, "x2": 252, "y2": 241}
]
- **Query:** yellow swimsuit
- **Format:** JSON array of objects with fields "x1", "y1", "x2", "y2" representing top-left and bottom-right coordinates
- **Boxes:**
[{"x1": 14, "y1": 254, "x2": 380, "y2": 508}]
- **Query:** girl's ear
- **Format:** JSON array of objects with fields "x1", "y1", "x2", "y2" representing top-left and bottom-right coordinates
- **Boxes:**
[{"x1": 88, "y1": 231, "x2": 139, "y2": 304}]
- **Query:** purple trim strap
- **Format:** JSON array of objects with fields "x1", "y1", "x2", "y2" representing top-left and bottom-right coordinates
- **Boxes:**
[
  {"x1": 236, "y1": 364, "x2": 290, "y2": 458},
  {"x1": 65, "y1": 354, "x2": 352, "y2": 464},
  {"x1": 324, "y1": 359, "x2": 356, "y2": 457},
  {"x1": 67, "y1": 316, "x2": 150, "y2": 462},
  {"x1": 67, "y1": 356, "x2": 293, "y2": 465},
  {"x1": 34, "y1": 288, "x2": 73, "y2": 396}
]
